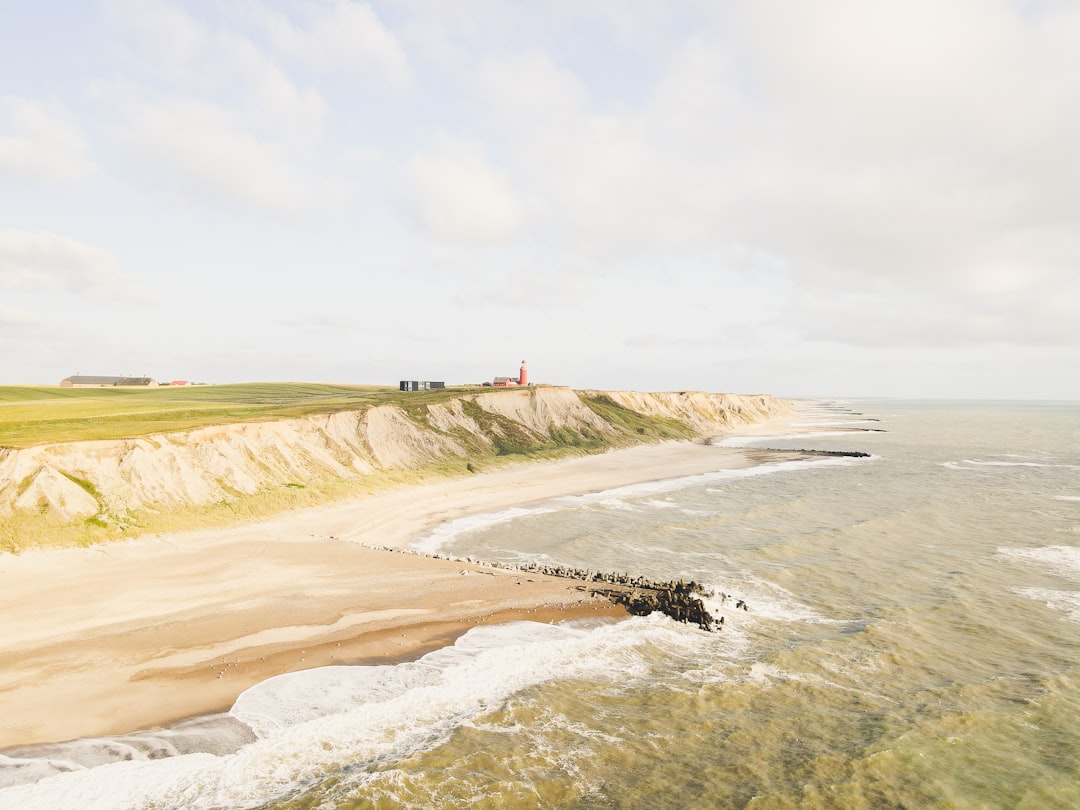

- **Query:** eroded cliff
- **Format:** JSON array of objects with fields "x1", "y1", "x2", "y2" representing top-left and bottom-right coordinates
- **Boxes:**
[{"x1": 0, "y1": 388, "x2": 789, "y2": 531}]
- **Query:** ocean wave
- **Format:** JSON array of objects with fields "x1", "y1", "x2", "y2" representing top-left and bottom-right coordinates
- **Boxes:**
[
  {"x1": 998, "y1": 545, "x2": 1080, "y2": 578},
  {"x1": 744, "y1": 662, "x2": 847, "y2": 688},
  {"x1": 711, "y1": 430, "x2": 873, "y2": 447},
  {"x1": 701, "y1": 574, "x2": 836, "y2": 627},
  {"x1": 0, "y1": 715, "x2": 256, "y2": 791},
  {"x1": 1013, "y1": 587, "x2": 1080, "y2": 622},
  {"x1": 410, "y1": 456, "x2": 870, "y2": 555},
  {"x1": 944, "y1": 459, "x2": 1080, "y2": 471},
  {"x1": 409, "y1": 505, "x2": 562, "y2": 553},
  {"x1": 0, "y1": 618, "x2": 694, "y2": 809},
  {"x1": 788, "y1": 420, "x2": 879, "y2": 427}
]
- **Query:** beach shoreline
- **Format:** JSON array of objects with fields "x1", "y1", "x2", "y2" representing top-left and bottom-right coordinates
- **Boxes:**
[{"x1": 0, "y1": 412, "x2": 821, "y2": 750}]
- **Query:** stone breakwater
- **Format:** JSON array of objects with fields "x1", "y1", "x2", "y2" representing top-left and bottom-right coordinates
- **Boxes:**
[
  {"x1": 799, "y1": 449, "x2": 872, "y2": 457},
  {"x1": 364, "y1": 543, "x2": 740, "y2": 632}
]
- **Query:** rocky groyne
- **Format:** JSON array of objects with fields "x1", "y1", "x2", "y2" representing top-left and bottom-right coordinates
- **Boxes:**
[
  {"x1": 799, "y1": 449, "x2": 872, "y2": 457},
  {"x1": 364, "y1": 544, "x2": 739, "y2": 632}
]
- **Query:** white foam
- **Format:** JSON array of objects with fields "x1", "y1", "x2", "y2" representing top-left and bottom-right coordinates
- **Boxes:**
[
  {"x1": 0, "y1": 618, "x2": 697, "y2": 809},
  {"x1": 0, "y1": 715, "x2": 256, "y2": 791},
  {"x1": 409, "y1": 505, "x2": 561, "y2": 553},
  {"x1": 745, "y1": 661, "x2": 828, "y2": 685},
  {"x1": 789, "y1": 420, "x2": 879, "y2": 427},
  {"x1": 411, "y1": 456, "x2": 868, "y2": 555},
  {"x1": 0, "y1": 756, "x2": 81, "y2": 791},
  {"x1": 704, "y1": 575, "x2": 834, "y2": 627},
  {"x1": 411, "y1": 480, "x2": 708, "y2": 553},
  {"x1": 1054, "y1": 496, "x2": 1080, "y2": 502},
  {"x1": 998, "y1": 545, "x2": 1080, "y2": 578},
  {"x1": 945, "y1": 459, "x2": 1080, "y2": 471},
  {"x1": 643, "y1": 498, "x2": 680, "y2": 510},
  {"x1": 712, "y1": 430, "x2": 873, "y2": 447},
  {"x1": 1013, "y1": 587, "x2": 1080, "y2": 622}
]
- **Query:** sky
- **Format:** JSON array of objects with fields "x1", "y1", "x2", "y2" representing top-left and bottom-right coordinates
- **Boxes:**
[{"x1": 1, "y1": 0, "x2": 1078, "y2": 399}]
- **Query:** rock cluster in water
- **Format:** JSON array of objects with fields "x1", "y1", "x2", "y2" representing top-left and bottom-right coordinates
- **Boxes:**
[
  {"x1": 511, "y1": 562, "x2": 721, "y2": 631},
  {"x1": 587, "y1": 582, "x2": 717, "y2": 631},
  {"x1": 803, "y1": 449, "x2": 873, "y2": 457},
  {"x1": 362, "y1": 542, "x2": 739, "y2": 632}
]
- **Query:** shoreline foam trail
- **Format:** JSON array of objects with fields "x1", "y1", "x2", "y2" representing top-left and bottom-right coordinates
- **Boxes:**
[{"x1": 0, "y1": 404, "x2": 834, "y2": 750}]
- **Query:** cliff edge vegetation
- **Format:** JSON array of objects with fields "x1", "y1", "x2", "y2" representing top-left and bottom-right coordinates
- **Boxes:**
[{"x1": 0, "y1": 384, "x2": 789, "y2": 553}]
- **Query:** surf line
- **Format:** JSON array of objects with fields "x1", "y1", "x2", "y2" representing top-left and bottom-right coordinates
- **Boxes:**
[{"x1": 362, "y1": 543, "x2": 745, "y2": 632}]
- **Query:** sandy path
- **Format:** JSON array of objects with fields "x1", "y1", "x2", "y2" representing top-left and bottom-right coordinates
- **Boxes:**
[{"x1": 0, "y1": 429, "x2": 811, "y2": 748}]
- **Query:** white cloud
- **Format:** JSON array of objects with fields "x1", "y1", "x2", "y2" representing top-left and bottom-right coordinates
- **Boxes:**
[
  {"x1": 214, "y1": 32, "x2": 327, "y2": 143},
  {"x1": 105, "y1": 0, "x2": 209, "y2": 74},
  {"x1": 98, "y1": 1, "x2": 348, "y2": 213},
  {"x1": 122, "y1": 98, "x2": 321, "y2": 215},
  {"x1": 281, "y1": 311, "x2": 361, "y2": 333},
  {"x1": 107, "y1": 0, "x2": 328, "y2": 140},
  {"x1": 0, "y1": 304, "x2": 43, "y2": 329},
  {"x1": 4, "y1": 0, "x2": 1078, "y2": 392},
  {"x1": 407, "y1": 139, "x2": 523, "y2": 244},
  {"x1": 689, "y1": 1, "x2": 1080, "y2": 261},
  {"x1": 477, "y1": 50, "x2": 588, "y2": 130},
  {"x1": 0, "y1": 97, "x2": 95, "y2": 182},
  {"x1": 475, "y1": 51, "x2": 678, "y2": 249},
  {"x1": 0, "y1": 230, "x2": 127, "y2": 295},
  {"x1": 450, "y1": 265, "x2": 595, "y2": 311},
  {"x1": 258, "y1": 0, "x2": 412, "y2": 90},
  {"x1": 798, "y1": 265, "x2": 1080, "y2": 348},
  {"x1": 340, "y1": 145, "x2": 382, "y2": 171},
  {"x1": 457, "y1": 2, "x2": 1080, "y2": 348}
]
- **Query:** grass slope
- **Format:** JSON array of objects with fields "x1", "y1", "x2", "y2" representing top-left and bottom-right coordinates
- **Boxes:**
[{"x1": 0, "y1": 383, "x2": 498, "y2": 448}]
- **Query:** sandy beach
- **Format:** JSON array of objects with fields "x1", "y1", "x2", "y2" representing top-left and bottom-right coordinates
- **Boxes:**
[{"x1": 0, "y1": 439, "x2": 789, "y2": 749}]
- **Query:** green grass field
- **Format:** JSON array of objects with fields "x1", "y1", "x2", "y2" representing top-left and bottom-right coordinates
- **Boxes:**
[
  {"x1": 0, "y1": 383, "x2": 491, "y2": 448},
  {"x1": 0, "y1": 383, "x2": 708, "y2": 553}
]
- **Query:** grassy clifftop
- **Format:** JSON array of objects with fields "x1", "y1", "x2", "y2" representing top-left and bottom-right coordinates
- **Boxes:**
[
  {"x1": 0, "y1": 383, "x2": 482, "y2": 448},
  {"x1": 0, "y1": 385, "x2": 787, "y2": 553}
]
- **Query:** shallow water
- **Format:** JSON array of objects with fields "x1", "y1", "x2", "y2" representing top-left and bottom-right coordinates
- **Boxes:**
[{"x1": 3, "y1": 400, "x2": 1079, "y2": 809}]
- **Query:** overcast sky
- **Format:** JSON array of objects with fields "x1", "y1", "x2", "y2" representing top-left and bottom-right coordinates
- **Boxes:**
[{"x1": 2, "y1": 0, "x2": 1077, "y2": 398}]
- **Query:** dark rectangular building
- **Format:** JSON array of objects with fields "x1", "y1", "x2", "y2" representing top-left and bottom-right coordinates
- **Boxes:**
[{"x1": 399, "y1": 381, "x2": 446, "y2": 391}]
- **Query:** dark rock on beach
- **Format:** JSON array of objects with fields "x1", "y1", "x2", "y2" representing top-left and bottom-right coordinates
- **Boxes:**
[{"x1": 365, "y1": 543, "x2": 736, "y2": 632}]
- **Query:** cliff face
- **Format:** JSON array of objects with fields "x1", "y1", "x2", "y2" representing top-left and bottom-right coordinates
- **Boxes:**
[
  {"x1": 0, "y1": 388, "x2": 789, "y2": 524},
  {"x1": 594, "y1": 391, "x2": 788, "y2": 435}
]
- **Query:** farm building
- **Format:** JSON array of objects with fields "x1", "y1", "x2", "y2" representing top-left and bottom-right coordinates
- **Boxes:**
[
  {"x1": 60, "y1": 376, "x2": 160, "y2": 388},
  {"x1": 399, "y1": 380, "x2": 446, "y2": 392}
]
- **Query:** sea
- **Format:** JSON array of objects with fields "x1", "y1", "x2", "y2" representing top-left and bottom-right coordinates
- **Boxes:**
[{"x1": 2, "y1": 399, "x2": 1079, "y2": 809}]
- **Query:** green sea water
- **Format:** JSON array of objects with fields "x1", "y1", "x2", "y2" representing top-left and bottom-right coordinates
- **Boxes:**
[{"x1": 3, "y1": 401, "x2": 1079, "y2": 809}]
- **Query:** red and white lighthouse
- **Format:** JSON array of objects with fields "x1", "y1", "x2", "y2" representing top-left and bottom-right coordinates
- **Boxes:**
[{"x1": 518, "y1": 360, "x2": 528, "y2": 386}]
